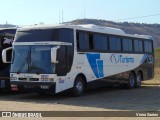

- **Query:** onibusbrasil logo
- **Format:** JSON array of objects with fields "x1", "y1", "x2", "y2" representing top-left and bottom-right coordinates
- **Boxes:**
[{"x1": 110, "y1": 54, "x2": 134, "y2": 64}]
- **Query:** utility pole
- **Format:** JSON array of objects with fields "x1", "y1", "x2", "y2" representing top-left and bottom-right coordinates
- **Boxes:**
[
  {"x1": 59, "y1": 10, "x2": 61, "y2": 24},
  {"x1": 83, "y1": 0, "x2": 86, "y2": 19},
  {"x1": 62, "y1": 10, "x2": 64, "y2": 23}
]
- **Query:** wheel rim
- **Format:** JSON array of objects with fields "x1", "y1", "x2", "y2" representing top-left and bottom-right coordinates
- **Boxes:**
[
  {"x1": 130, "y1": 75, "x2": 135, "y2": 87},
  {"x1": 137, "y1": 75, "x2": 141, "y2": 86},
  {"x1": 76, "y1": 81, "x2": 83, "y2": 93}
]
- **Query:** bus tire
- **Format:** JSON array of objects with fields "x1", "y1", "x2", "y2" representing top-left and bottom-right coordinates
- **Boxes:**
[
  {"x1": 135, "y1": 72, "x2": 142, "y2": 88},
  {"x1": 72, "y1": 76, "x2": 85, "y2": 97},
  {"x1": 127, "y1": 72, "x2": 136, "y2": 89}
]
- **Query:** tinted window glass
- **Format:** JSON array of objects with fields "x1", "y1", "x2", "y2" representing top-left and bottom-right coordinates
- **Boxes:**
[
  {"x1": 109, "y1": 36, "x2": 121, "y2": 51},
  {"x1": 144, "y1": 41, "x2": 153, "y2": 52},
  {"x1": 15, "y1": 28, "x2": 73, "y2": 43},
  {"x1": 122, "y1": 38, "x2": 133, "y2": 52},
  {"x1": 148, "y1": 41, "x2": 153, "y2": 52},
  {"x1": 88, "y1": 34, "x2": 93, "y2": 50},
  {"x1": 77, "y1": 31, "x2": 94, "y2": 50},
  {"x1": 94, "y1": 34, "x2": 108, "y2": 51},
  {"x1": 15, "y1": 29, "x2": 55, "y2": 42},
  {"x1": 77, "y1": 31, "x2": 89, "y2": 50},
  {"x1": 134, "y1": 40, "x2": 143, "y2": 52},
  {"x1": 58, "y1": 29, "x2": 73, "y2": 43}
]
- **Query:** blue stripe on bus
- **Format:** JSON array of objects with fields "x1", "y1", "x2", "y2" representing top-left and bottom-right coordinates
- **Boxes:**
[
  {"x1": 86, "y1": 53, "x2": 104, "y2": 78},
  {"x1": 140, "y1": 54, "x2": 145, "y2": 64},
  {"x1": 140, "y1": 54, "x2": 148, "y2": 64},
  {"x1": 96, "y1": 60, "x2": 104, "y2": 78}
]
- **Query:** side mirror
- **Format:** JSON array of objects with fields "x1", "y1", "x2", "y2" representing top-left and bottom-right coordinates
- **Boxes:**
[
  {"x1": 2, "y1": 47, "x2": 12, "y2": 63},
  {"x1": 51, "y1": 46, "x2": 60, "y2": 63}
]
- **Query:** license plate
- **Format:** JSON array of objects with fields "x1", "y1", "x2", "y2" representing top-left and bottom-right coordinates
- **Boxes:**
[{"x1": 40, "y1": 85, "x2": 49, "y2": 89}]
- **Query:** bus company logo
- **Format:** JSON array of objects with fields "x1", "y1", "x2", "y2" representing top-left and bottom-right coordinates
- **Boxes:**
[
  {"x1": 41, "y1": 75, "x2": 49, "y2": 78},
  {"x1": 59, "y1": 79, "x2": 64, "y2": 83},
  {"x1": 147, "y1": 55, "x2": 153, "y2": 63},
  {"x1": 110, "y1": 54, "x2": 134, "y2": 64},
  {"x1": 110, "y1": 54, "x2": 120, "y2": 64}
]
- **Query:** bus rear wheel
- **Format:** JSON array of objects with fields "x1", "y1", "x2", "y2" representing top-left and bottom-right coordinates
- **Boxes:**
[
  {"x1": 72, "y1": 76, "x2": 85, "y2": 97},
  {"x1": 135, "y1": 72, "x2": 142, "y2": 88},
  {"x1": 127, "y1": 72, "x2": 136, "y2": 89}
]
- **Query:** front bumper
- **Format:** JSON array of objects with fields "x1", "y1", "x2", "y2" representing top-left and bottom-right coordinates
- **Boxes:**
[{"x1": 11, "y1": 81, "x2": 56, "y2": 93}]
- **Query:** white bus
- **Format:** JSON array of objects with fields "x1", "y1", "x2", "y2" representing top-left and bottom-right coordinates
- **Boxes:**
[{"x1": 2, "y1": 24, "x2": 154, "y2": 96}]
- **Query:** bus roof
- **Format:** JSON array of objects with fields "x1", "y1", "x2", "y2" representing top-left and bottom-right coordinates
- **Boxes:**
[
  {"x1": 17, "y1": 24, "x2": 153, "y2": 40},
  {"x1": 0, "y1": 28, "x2": 18, "y2": 36},
  {"x1": 0, "y1": 27, "x2": 17, "y2": 31}
]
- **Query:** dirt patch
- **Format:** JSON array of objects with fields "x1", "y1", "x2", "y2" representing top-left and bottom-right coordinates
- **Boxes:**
[{"x1": 0, "y1": 85, "x2": 159, "y2": 112}]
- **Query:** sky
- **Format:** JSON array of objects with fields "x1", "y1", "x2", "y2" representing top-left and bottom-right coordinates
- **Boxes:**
[{"x1": 0, "y1": 0, "x2": 160, "y2": 25}]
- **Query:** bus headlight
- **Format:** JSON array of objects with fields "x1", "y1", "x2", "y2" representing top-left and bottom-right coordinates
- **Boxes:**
[
  {"x1": 41, "y1": 78, "x2": 54, "y2": 82},
  {"x1": 10, "y1": 77, "x2": 17, "y2": 80},
  {"x1": 41, "y1": 78, "x2": 46, "y2": 81},
  {"x1": 49, "y1": 78, "x2": 54, "y2": 81}
]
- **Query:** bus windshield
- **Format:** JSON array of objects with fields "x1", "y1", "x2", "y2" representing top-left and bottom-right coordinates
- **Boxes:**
[{"x1": 10, "y1": 45, "x2": 55, "y2": 74}]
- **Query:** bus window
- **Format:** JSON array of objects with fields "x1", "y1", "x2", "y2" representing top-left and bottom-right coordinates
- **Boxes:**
[
  {"x1": 109, "y1": 36, "x2": 121, "y2": 51},
  {"x1": 77, "y1": 31, "x2": 88, "y2": 50},
  {"x1": 134, "y1": 39, "x2": 143, "y2": 52},
  {"x1": 122, "y1": 38, "x2": 133, "y2": 52},
  {"x1": 58, "y1": 29, "x2": 73, "y2": 43},
  {"x1": 93, "y1": 34, "x2": 108, "y2": 51},
  {"x1": 88, "y1": 34, "x2": 93, "y2": 50},
  {"x1": 144, "y1": 41, "x2": 153, "y2": 53}
]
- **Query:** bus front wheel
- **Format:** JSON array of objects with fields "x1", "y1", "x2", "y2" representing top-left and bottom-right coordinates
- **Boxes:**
[{"x1": 72, "y1": 76, "x2": 85, "y2": 97}]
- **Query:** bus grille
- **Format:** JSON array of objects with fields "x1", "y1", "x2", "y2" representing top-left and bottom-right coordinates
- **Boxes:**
[{"x1": 18, "y1": 78, "x2": 39, "y2": 81}]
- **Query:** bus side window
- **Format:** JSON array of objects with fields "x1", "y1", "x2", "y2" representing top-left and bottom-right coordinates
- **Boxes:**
[
  {"x1": 134, "y1": 39, "x2": 143, "y2": 52},
  {"x1": 88, "y1": 33, "x2": 93, "y2": 50},
  {"x1": 93, "y1": 34, "x2": 108, "y2": 51},
  {"x1": 76, "y1": 31, "x2": 89, "y2": 51},
  {"x1": 122, "y1": 38, "x2": 133, "y2": 52},
  {"x1": 109, "y1": 36, "x2": 121, "y2": 51},
  {"x1": 144, "y1": 41, "x2": 153, "y2": 53}
]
